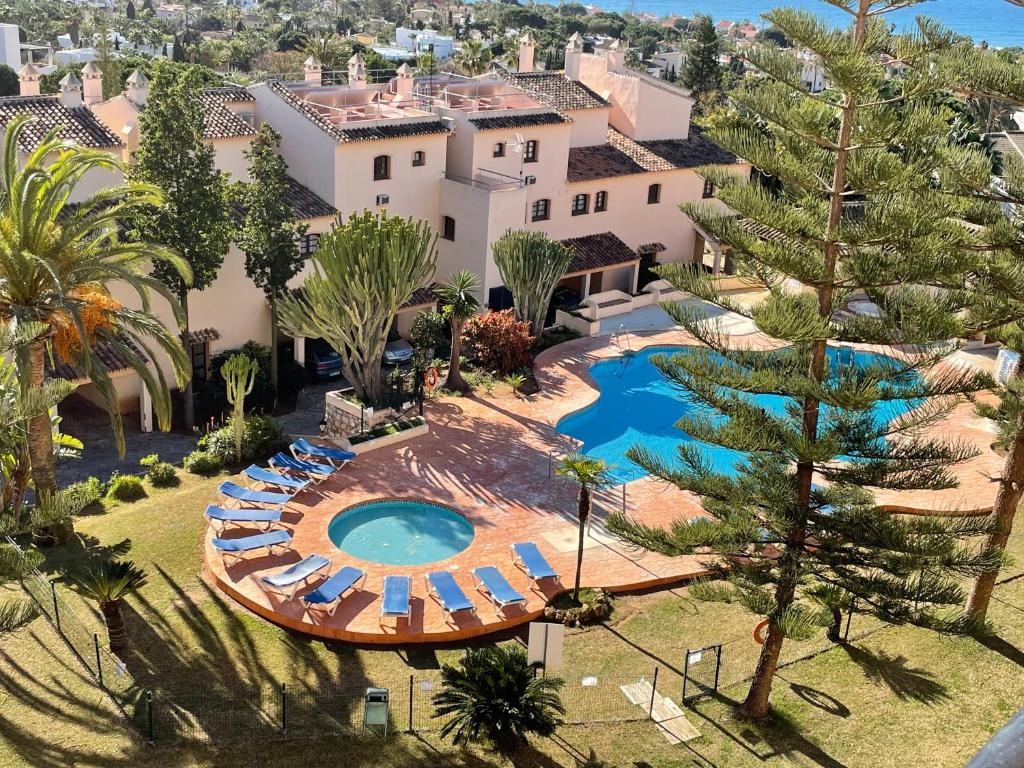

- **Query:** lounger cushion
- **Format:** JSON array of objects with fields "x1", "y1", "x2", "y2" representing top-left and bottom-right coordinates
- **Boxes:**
[
  {"x1": 212, "y1": 529, "x2": 292, "y2": 553},
  {"x1": 292, "y1": 438, "x2": 357, "y2": 462},
  {"x1": 513, "y1": 542, "x2": 558, "y2": 580},
  {"x1": 427, "y1": 571, "x2": 474, "y2": 613},
  {"x1": 474, "y1": 566, "x2": 525, "y2": 605},
  {"x1": 218, "y1": 481, "x2": 292, "y2": 506},
  {"x1": 260, "y1": 554, "x2": 331, "y2": 588},
  {"x1": 205, "y1": 505, "x2": 281, "y2": 524},
  {"x1": 271, "y1": 453, "x2": 334, "y2": 476},
  {"x1": 244, "y1": 465, "x2": 309, "y2": 491},
  {"x1": 302, "y1": 566, "x2": 365, "y2": 605},
  {"x1": 382, "y1": 575, "x2": 411, "y2": 616}
]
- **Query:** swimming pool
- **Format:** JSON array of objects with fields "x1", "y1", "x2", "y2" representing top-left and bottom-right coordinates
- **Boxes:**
[
  {"x1": 556, "y1": 345, "x2": 923, "y2": 482},
  {"x1": 327, "y1": 500, "x2": 475, "y2": 566}
]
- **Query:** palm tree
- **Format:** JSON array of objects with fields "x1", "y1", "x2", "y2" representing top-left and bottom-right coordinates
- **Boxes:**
[
  {"x1": 78, "y1": 559, "x2": 147, "y2": 656},
  {"x1": 0, "y1": 114, "x2": 191, "y2": 544},
  {"x1": 435, "y1": 270, "x2": 480, "y2": 394},
  {"x1": 432, "y1": 645, "x2": 565, "y2": 750},
  {"x1": 454, "y1": 39, "x2": 491, "y2": 76},
  {"x1": 557, "y1": 453, "x2": 612, "y2": 601}
]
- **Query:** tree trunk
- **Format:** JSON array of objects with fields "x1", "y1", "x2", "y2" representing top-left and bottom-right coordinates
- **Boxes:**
[
  {"x1": 446, "y1": 319, "x2": 469, "y2": 394},
  {"x1": 574, "y1": 485, "x2": 590, "y2": 602},
  {"x1": 180, "y1": 291, "x2": 195, "y2": 431},
  {"x1": 967, "y1": 407, "x2": 1024, "y2": 623},
  {"x1": 269, "y1": 296, "x2": 279, "y2": 412},
  {"x1": 742, "y1": 621, "x2": 785, "y2": 719},
  {"x1": 100, "y1": 598, "x2": 128, "y2": 656},
  {"x1": 26, "y1": 341, "x2": 70, "y2": 546},
  {"x1": 826, "y1": 606, "x2": 843, "y2": 643}
]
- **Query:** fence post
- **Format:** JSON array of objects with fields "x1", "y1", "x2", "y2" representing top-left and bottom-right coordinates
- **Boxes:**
[
  {"x1": 681, "y1": 649, "x2": 690, "y2": 703},
  {"x1": 280, "y1": 683, "x2": 287, "y2": 734},
  {"x1": 648, "y1": 666, "x2": 659, "y2": 718},
  {"x1": 50, "y1": 582, "x2": 61, "y2": 635},
  {"x1": 93, "y1": 634, "x2": 104, "y2": 687},
  {"x1": 146, "y1": 690, "x2": 154, "y2": 746},
  {"x1": 844, "y1": 598, "x2": 856, "y2": 642},
  {"x1": 407, "y1": 674, "x2": 414, "y2": 733},
  {"x1": 713, "y1": 645, "x2": 722, "y2": 692}
]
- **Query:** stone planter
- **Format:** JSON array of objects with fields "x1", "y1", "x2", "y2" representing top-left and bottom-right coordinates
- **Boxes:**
[
  {"x1": 324, "y1": 390, "x2": 398, "y2": 438},
  {"x1": 349, "y1": 422, "x2": 429, "y2": 455}
]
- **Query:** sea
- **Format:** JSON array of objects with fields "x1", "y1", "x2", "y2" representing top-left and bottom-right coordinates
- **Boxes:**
[{"x1": 533, "y1": 0, "x2": 1024, "y2": 48}]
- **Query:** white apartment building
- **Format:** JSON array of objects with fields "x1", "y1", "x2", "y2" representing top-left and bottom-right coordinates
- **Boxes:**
[{"x1": 1, "y1": 32, "x2": 747, "y2": 429}]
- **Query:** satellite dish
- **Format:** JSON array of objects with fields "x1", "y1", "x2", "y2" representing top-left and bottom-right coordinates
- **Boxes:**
[{"x1": 510, "y1": 132, "x2": 525, "y2": 153}]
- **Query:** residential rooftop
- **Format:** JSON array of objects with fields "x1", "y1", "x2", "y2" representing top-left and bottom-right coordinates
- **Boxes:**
[
  {"x1": 0, "y1": 95, "x2": 123, "y2": 151},
  {"x1": 567, "y1": 127, "x2": 737, "y2": 182}
]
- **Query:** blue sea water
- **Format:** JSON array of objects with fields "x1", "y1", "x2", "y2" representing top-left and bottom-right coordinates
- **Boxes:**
[
  {"x1": 556, "y1": 345, "x2": 923, "y2": 482},
  {"x1": 533, "y1": 0, "x2": 1024, "y2": 48},
  {"x1": 327, "y1": 500, "x2": 475, "y2": 566}
]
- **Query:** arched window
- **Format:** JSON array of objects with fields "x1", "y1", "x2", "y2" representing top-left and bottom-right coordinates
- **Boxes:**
[
  {"x1": 571, "y1": 193, "x2": 590, "y2": 216},
  {"x1": 493, "y1": 142, "x2": 505, "y2": 158},
  {"x1": 595, "y1": 190, "x2": 608, "y2": 212},
  {"x1": 373, "y1": 154, "x2": 390, "y2": 180},
  {"x1": 524, "y1": 139, "x2": 538, "y2": 163},
  {"x1": 412, "y1": 150, "x2": 425, "y2": 167},
  {"x1": 441, "y1": 215, "x2": 456, "y2": 240},
  {"x1": 531, "y1": 198, "x2": 551, "y2": 222},
  {"x1": 647, "y1": 183, "x2": 661, "y2": 204}
]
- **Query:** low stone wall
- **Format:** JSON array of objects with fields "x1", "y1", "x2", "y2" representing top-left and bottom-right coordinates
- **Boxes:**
[
  {"x1": 349, "y1": 422, "x2": 430, "y2": 455},
  {"x1": 324, "y1": 390, "x2": 400, "y2": 438}
]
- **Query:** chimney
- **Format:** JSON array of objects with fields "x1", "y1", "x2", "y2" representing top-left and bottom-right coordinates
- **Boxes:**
[
  {"x1": 303, "y1": 55, "x2": 322, "y2": 86},
  {"x1": 518, "y1": 30, "x2": 535, "y2": 73},
  {"x1": 81, "y1": 61, "x2": 103, "y2": 105},
  {"x1": 17, "y1": 60, "x2": 40, "y2": 97},
  {"x1": 606, "y1": 38, "x2": 626, "y2": 72},
  {"x1": 347, "y1": 53, "x2": 367, "y2": 89},
  {"x1": 125, "y1": 68, "x2": 149, "y2": 107},
  {"x1": 59, "y1": 71, "x2": 83, "y2": 108},
  {"x1": 395, "y1": 62, "x2": 414, "y2": 99},
  {"x1": 564, "y1": 32, "x2": 583, "y2": 81}
]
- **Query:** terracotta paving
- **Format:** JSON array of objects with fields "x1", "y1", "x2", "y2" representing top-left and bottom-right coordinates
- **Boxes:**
[{"x1": 204, "y1": 328, "x2": 1006, "y2": 644}]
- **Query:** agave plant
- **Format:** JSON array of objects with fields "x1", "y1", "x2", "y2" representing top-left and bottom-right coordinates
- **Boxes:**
[
  {"x1": 78, "y1": 559, "x2": 147, "y2": 656},
  {"x1": 432, "y1": 645, "x2": 565, "y2": 750}
]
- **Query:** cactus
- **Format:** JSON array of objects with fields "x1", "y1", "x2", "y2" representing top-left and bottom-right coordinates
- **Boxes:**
[
  {"x1": 221, "y1": 353, "x2": 258, "y2": 463},
  {"x1": 491, "y1": 230, "x2": 574, "y2": 343}
]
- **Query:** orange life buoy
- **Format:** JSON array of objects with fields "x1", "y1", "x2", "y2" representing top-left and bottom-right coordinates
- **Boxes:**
[
  {"x1": 753, "y1": 619, "x2": 770, "y2": 645},
  {"x1": 424, "y1": 367, "x2": 439, "y2": 389}
]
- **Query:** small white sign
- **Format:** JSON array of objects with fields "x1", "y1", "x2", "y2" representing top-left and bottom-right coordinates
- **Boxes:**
[
  {"x1": 581, "y1": 676, "x2": 598, "y2": 687},
  {"x1": 115, "y1": 660, "x2": 127, "y2": 678},
  {"x1": 687, "y1": 651, "x2": 703, "y2": 666},
  {"x1": 419, "y1": 680, "x2": 433, "y2": 692}
]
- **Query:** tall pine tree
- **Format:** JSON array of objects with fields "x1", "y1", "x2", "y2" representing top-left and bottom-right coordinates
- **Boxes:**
[
  {"x1": 682, "y1": 15, "x2": 721, "y2": 108},
  {"x1": 608, "y1": 1, "x2": 1008, "y2": 720},
  {"x1": 234, "y1": 123, "x2": 308, "y2": 404},
  {"x1": 130, "y1": 61, "x2": 231, "y2": 430}
]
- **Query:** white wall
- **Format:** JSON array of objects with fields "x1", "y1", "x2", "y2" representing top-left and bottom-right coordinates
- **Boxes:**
[
  {"x1": 566, "y1": 107, "x2": 611, "y2": 148},
  {"x1": 0, "y1": 24, "x2": 20, "y2": 71}
]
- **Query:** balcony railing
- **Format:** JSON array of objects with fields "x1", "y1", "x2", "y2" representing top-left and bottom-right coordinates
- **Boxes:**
[{"x1": 444, "y1": 168, "x2": 524, "y2": 191}]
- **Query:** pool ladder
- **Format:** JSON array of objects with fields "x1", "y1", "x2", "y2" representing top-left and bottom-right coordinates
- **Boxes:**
[{"x1": 611, "y1": 326, "x2": 633, "y2": 376}]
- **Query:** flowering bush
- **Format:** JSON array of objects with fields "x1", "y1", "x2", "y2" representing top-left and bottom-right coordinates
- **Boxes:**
[{"x1": 462, "y1": 310, "x2": 533, "y2": 375}]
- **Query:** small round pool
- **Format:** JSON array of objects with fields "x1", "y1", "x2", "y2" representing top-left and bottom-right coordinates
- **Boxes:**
[{"x1": 327, "y1": 500, "x2": 475, "y2": 566}]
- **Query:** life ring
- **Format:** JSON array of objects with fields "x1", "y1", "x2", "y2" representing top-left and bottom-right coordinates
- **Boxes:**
[
  {"x1": 424, "y1": 367, "x2": 439, "y2": 389},
  {"x1": 753, "y1": 619, "x2": 770, "y2": 645}
]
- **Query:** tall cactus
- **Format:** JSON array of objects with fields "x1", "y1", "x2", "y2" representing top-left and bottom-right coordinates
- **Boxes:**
[
  {"x1": 491, "y1": 230, "x2": 573, "y2": 343},
  {"x1": 278, "y1": 210, "x2": 437, "y2": 403},
  {"x1": 221, "y1": 353, "x2": 258, "y2": 462}
]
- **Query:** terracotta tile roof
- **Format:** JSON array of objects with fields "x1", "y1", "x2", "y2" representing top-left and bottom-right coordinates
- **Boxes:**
[
  {"x1": 188, "y1": 327, "x2": 221, "y2": 346},
  {"x1": 267, "y1": 80, "x2": 449, "y2": 143},
  {"x1": 0, "y1": 95, "x2": 122, "y2": 151},
  {"x1": 560, "y1": 232, "x2": 638, "y2": 275},
  {"x1": 401, "y1": 283, "x2": 440, "y2": 309},
  {"x1": 468, "y1": 111, "x2": 569, "y2": 131},
  {"x1": 495, "y1": 70, "x2": 608, "y2": 113},
  {"x1": 567, "y1": 127, "x2": 736, "y2": 182},
  {"x1": 48, "y1": 335, "x2": 145, "y2": 381},
  {"x1": 231, "y1": 176, "x2": 337, "y2": 222},
  {"x1": 200, "y1": 86, "x2": 257, "y2": 140},
  {"x1": 990, "y1": 131, "x2": 1024, "y2": 160},
  {"x1": 638, "y1": 241, "x2": 666, "y2": 253}
]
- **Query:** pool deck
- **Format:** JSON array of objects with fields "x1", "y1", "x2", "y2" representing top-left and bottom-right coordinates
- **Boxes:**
[{"x1": 204, "y1": 327, "x2": 1006, "y2": 644}]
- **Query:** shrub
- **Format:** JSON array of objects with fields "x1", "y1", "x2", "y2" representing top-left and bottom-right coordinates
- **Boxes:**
[
  {"x1": 544, "y1": 588, "x2": 614, "y2": 627},
  {"x1": 410, "y1": 310, "x2": 449, "y2": 368},
  {"x1": 194, "y1": 341, "x2": 305, "y2": 421},
  {"x1": 462, "y1": 310, "x2": 533, "y2": 375},
  {"x1": 140, "y1": 454, "x2": 178, "y2": 488},
  {"x1": 64, "y1": 476, "x2": 105, "y2": 513},
  {"x1": 184, "y1": 450, "x2": 224, "y2": 476},
  {"x1": 105, "y1": 474, "x2": 147, "y2": 503},
  {"x1": 197, "y1": 414, "x2": 290, "y2": 465}
]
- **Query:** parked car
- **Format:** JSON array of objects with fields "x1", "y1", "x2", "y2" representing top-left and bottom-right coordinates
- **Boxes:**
[
  {"x1": 545, "y1": 285, "x2": 581, "y2": 327},
  {"x1": 383, "y1": 328, "x2": 413, "y2": 366},
  {"x1": 306, "y1": 339, "x2": 342, "y2": 380}
]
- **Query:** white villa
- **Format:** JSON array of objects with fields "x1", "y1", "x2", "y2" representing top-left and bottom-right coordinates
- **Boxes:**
[{"x1": 2, "y1": 32, "x2": 747, "y2": 429}]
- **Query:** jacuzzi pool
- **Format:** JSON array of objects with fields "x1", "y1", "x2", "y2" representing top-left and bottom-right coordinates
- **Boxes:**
[{"x1": 327, "y1": 500, "x2": 475, "y2": 566}]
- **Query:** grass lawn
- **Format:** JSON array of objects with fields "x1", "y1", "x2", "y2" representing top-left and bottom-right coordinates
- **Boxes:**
[{"x1": 1, "y1": 469, "x2": 1023, "y2": 767}]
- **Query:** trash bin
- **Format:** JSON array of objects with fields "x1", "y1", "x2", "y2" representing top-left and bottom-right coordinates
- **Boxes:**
[{"x1": 363, "y1": 687, "x2": 390, "y2": 737}]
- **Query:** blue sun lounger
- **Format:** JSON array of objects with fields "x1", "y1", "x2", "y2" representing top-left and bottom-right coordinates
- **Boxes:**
[
  {"x1": 300, "y1": 566, "x2": 366, "y2": 617},
  {"x1": 218, "y1": 481, "x2": 292, "y2": 510},
  {"x1": 212, "y1": 529, "x2": 292, "y2": 565},
  {"x1": 380, "y1": 575, "x2": 412, "y2": 624},
  {"x1": 290, "y1": 438, "x2": 357, "y2": 469},
  {"x1": 425, "y1": 571, "x2": 476, "y2": 621},
  {"x1": 511, "y1": 543, "x2": 559, "y2": 585},
  {"x1": 259, "y1": 554, "x2": 332, "y2": 599},
  {"x1": 269, "y1": 452, "x2": 335, "y2": 483},
  {"x1": 243, "y1": 465, "x2": 310, "y2": 493},
  {"x1": 205, "y1": 504, "x2": 282, "y2": 532},
  {"x1": 472, "y1": 566, "x2": 526, "y2": 616}
]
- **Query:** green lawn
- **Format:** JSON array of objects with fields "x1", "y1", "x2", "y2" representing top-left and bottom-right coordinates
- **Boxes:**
[{"x1": 1, "y1": 470, "x2": 1023, "y2": 767}]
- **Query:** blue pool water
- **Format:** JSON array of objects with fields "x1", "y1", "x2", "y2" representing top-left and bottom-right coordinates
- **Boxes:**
[
  {"x1": 327, "y1": 500, "x2": 475, "y2": 566},
  {"x1": 557, "y1": 346, "x2": 922, "y2": 482}
]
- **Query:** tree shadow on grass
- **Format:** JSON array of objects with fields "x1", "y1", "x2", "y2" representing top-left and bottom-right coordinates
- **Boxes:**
[
  {"x1": 976, "y1": 632, "x2": 1024, "y2": 669},
  {"x1": 842, "y1": 645, "x2": 949, "y2": 704}
]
